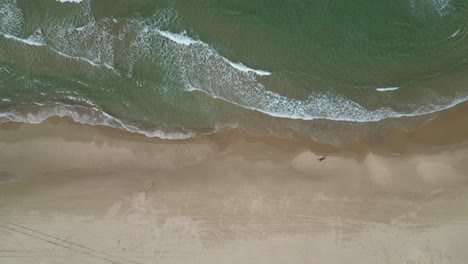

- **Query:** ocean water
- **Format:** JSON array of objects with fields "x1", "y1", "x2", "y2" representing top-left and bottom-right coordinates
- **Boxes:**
[{"x1": 0, "y1": 0, "x2": 467, "y2": 142}]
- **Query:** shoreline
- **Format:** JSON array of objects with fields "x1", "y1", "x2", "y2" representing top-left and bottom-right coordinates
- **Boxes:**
[
  {"x1": 2, "y1": 0, "x2": 468, "y2": 261},
  {"x1": 1, "y1": 99, "x2": 468, "y2": 148},
  {"x1": 0, "y1": 102, "x2": 468, "y2": 263},
  {"x1": 1, "y1": 98, "x2": 468, "y2": 151}
]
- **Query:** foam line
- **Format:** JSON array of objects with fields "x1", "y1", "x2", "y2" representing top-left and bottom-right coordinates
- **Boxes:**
[
  {"x1": 56, "y1": 0, "x2": 83, "y2": 3},
  {"x1": 222, "y1": 58, "x2": 271, "y2": 76},
  {"x1": 376, "y1": 87, "x2": 399, "y2": 92},
  {"x1": 51, "y1": 49, "x2": 115, "y2": 70},
  {"x1": 1, "y1": 32, "x2": 45, "y2": 46},
  {"x1": 155, "y1": 30, "x2": 271, "y2": 76},
  {"x1": 0, "y1": 104, "x2": 195, "y2": 140},
  {"x1": 156, "y1": 30, "x2": 201, "y2": 46}
]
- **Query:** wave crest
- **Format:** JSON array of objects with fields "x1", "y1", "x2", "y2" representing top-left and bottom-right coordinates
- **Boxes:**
[{"x1": 0, "y1": 104, "x2": 195, "y2": 140}]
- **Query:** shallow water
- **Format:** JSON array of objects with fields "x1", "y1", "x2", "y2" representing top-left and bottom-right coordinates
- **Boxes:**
[{"x1": 0, "y1": 0, "x2": 467, "y2": 141}]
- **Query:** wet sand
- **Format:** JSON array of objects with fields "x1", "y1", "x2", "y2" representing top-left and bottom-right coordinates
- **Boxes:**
[{"x1": 1, "y1": 104, "x2": 468, "y2": 263}]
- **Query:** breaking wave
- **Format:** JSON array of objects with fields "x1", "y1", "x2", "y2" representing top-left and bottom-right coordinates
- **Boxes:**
[
  {"x1": 376, "y1": 87, "x2": 400, "y2": 92},
  {"x1": 0, "y1": 104, "x2": 196, "y2": 140},
  {"x1": 136, "y1": 24, "x2": 467, "y2": 122}
]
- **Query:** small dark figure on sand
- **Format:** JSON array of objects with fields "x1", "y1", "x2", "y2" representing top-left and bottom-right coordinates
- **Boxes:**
[{"x1": 317, "y1": 156, "x2": 326, "y2": 162}]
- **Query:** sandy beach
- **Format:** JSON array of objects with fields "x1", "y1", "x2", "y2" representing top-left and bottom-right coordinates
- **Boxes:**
[{"x1": 1, "y1": 103, "x2": 468, "y2": 264}]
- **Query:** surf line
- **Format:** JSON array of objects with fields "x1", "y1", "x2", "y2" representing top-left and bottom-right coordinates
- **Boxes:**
[
  {"x1": 155, "y1": 29, "x2": 271, "y2": 76},
  {"x1": 376, "y1": 87, "x2": 399, "y2": 92}
]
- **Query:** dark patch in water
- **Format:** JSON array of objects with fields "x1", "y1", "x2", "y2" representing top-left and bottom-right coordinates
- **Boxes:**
[{"x1": 0, "y1": 170, "x2": 19, "y2": 183}]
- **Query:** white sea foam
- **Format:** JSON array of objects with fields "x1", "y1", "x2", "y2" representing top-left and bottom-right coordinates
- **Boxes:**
[
  {"x1": 154, "y1": 29, "x2": 271, "y2": 76},
  {"x1": 187, "y1": 85, "x2": 368, "y2": 121},
  {"x1": 1, "y1": 1, "x2": 115, "y2": 71},
  {"x1": 135, "y1": 20, "x2": 467, "y2": 123},
  {"x1": 63, "y1": 95, "x2": 97, "y2": 106},
  {"x1": 0, "y1": 104, "x2": 196, "y2": 140},
  {"x1": 146, "y1": 27, "x2": 373, "y2": 122},
  {"x1": 1, "y1": 2, "x2": 466, "y2": 128},
  {"x1": 0, "y1": 26, "x2": 116, "y2": 74},
  {"x1": 188, "y1": 84, "x2": 468, "y2": 122},
  {"x1": 376, "y1": 87, "x2": 399, "y2": 92},
  {"x1": 1, "y1": 32, "x2": 45, "y2": 46},
  {"x1": 156, "y1": 30, "x2": 201, "y2": 46},
  {"x1": 46, "y1": 14, "x2": 116, "y2": 73},
  {"x1": 222, "y1": 58, "x2": 271, "y2": 76},
  {"x1": 75, "y1": 21, "x2": 95, "y2": 32},
  {"x1": 410, "y1": 0, "x2": 453, "y2": 17},
  {"x1": 450, "y1": 29, "x2": 460, "y2": 38},
  {"x1": 56, "y1": 0, "x2": 83, "y2": 3},
  {"x1": 51, "y1": 49, "x2": 115, "y2": 70},
  {"x1": 0, "y1": 0, "x2": 24, "y2": 36}
]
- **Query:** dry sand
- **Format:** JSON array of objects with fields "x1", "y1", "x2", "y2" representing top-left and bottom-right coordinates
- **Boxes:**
[{"x1": 1, "y1": 105, "x2": 468, "y2": 263}]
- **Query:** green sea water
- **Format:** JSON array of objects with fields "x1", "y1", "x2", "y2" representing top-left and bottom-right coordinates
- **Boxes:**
[{"x1": 0, "y1": 0, "x2": 467, "y2": 140}]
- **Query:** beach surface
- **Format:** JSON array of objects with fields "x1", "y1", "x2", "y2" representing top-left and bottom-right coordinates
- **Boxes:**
[{"x1": 1, "y1": 104, "x2": 468, "y2": 264}]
